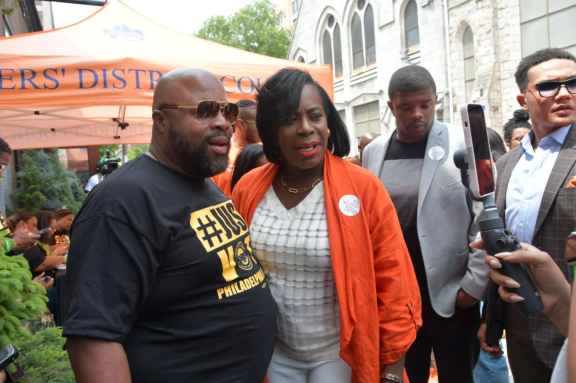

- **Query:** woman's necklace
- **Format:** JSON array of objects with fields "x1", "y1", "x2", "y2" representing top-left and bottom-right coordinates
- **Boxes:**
[{"x1": 280, "y1": 172, "x2": 322, "y2": 194}]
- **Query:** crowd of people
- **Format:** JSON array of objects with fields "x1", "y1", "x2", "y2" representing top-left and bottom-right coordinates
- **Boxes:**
[{"x1": 0, "y1": 45, "x2": 574, "y2": 383}]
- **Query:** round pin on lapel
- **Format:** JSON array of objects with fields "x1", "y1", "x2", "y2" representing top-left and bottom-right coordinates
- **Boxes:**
[
  {"x1": 428, "y1": 146, "x2": 445, "y2": 161},
  {"x1": 339, "y1": 195, "x2": 361, "y2": 216}
]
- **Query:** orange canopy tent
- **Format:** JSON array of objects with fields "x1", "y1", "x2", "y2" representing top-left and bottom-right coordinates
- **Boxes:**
[{"x1": 0, "y1": 0, "x2": 333, "y2": 150}]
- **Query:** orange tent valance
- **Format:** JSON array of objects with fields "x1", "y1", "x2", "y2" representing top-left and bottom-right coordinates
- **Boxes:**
[{"x1": 0, "y1": 0, "x2": 334, "y2": 149}]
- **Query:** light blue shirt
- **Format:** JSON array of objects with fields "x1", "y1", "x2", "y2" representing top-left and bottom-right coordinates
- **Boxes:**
[{"x1": 505, "y1": 125, "x2": 571, "y2": 244}]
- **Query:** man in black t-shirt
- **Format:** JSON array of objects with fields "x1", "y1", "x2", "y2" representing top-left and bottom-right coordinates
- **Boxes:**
[
  {"x1": 362, "y1": 66, "x2": 488, "y2": 383},
  {"x1": 64, "y1": 68, "x2": 275, "y2": 383}
]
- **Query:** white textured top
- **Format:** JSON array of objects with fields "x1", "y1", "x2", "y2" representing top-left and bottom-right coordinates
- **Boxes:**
[{"x1": 250, "y1": 182, "x2": 341, "y2": 361}]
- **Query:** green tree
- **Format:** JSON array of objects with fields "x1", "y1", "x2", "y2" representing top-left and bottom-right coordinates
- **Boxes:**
[
  {"x1": 127, "y1": 144, "x2": 149, "y2": 161},
  {"x1": 12, "y1": 150, "x2": 86, "y2": 214},
  {"x1": 196, "y1": 0, "x2": 292, "y2": 59},
  {"x1": 99, "y1": 144, "x2": 120, "y2": 158}
]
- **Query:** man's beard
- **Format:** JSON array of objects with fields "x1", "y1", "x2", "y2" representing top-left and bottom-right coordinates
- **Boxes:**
[{"x1": 168, "y1": 127, "x2": 230, "y2": 178}]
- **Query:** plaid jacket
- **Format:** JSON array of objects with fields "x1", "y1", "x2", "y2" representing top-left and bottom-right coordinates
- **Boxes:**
[{"x1": 486, "y1": 123, "x2": 576, "y2": 368}]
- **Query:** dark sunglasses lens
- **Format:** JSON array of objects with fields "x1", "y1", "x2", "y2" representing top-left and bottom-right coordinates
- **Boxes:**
[
  {"x1": 197, "y1": 101, "x2": 220, "y2": 122},
  {"x1": 566, "y1": 79, "x2": 576, "y2": 93},
  {"x1": 538, "y1": 81, "x2": 560, "y2": 97},
  {"x1": 225, "y1": 103, "x2": 239, "y2": 124}
]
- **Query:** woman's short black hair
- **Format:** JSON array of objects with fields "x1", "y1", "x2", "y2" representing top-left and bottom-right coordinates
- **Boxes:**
[
  {"x1": 487, "y1": 127, "x2": 507, "y2": 162},
  {"x1": 255, "y1": 68, "x2": 350, "y2": 164},
  {"x1": 230, "y1": 145, "x2": 266, "y2": 192},
  {"x1": 502, "y1": 109, "x2": 532, "y2": 142}
]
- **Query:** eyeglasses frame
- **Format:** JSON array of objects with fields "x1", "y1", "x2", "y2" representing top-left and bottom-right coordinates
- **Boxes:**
[
  {"x1": 158, "y1": 101, "x2": 239, "y2": 125},
  {"x1": 522, "y1": 78, "x2": 576, "y2": 98}
]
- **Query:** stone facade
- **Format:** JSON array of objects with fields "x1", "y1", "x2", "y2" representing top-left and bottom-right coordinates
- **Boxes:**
[{"x1": 288, "y1": 0, "x2": 561, "y2": 155}]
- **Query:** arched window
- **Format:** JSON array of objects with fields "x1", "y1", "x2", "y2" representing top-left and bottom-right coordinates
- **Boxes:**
[
  {"x1": 321, "y1": 15, "x2": 344, "y2": 78},
  {"x1": 404, "y1": 0, "x2": 420, "y2": 50},
  {"x1": 463, "y1": 27, "x2": 475, "y2": 101},
  {"x1": 351, "y1": 0, "x2": 377, "y2": 70},
  {"x1": 364, "y1": 5, "x2": 376, "y2": 64}
]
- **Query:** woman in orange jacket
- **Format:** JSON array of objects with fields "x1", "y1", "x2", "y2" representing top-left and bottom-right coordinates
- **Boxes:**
[{"x1": 232, "y1": 68, "x2": 422, "y2": 383}]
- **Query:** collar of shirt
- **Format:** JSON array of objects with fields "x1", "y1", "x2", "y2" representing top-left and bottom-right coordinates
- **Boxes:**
[{"x1": 520, "y1": 124, "x2": 571, "y2": 156}]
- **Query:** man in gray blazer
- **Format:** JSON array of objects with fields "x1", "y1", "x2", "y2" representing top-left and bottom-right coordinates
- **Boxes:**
[
  {"x1": 482, "y1": 48, "x2": 576, "y2": 383},
  {"x1": 363, "y1": 66, "x2": 488, "y2": 383}
]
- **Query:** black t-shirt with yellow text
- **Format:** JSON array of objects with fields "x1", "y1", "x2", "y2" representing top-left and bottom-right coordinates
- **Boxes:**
[{"x1": 63, "y1": 155, "x2": 275, "y2": 383}]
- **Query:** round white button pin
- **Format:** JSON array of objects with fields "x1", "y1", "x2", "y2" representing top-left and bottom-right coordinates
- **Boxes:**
[
  {"x1": 339, "y1": 195, "x2": 361, "y2": 216},
  {"x1": 428, "y1": 146, "x2": 445, "y2": 161}
]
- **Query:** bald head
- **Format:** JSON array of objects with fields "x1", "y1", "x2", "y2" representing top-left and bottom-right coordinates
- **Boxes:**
[
  {"x1": 152, "y1": 68, "x2": 225, "y2": 110},
  {"x1": 358, "y1": 131, "x2": 378, "y2": 160}
]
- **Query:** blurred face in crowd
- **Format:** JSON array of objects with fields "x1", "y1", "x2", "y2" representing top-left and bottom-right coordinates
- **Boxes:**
[
  {"x1": 276, "y1": 84, "x2": 330, "y2": 171},
  {"x1": 57, "y1": 214, "x2": 74, "y2": 231},
  {"x1": 0, "y1": 152, "x2": 10, "y2": 179},
  {"x1": 237, "y1": 108, "x2": 260, "y2": 144},
  {"x1": 507, "y1": 127, "x2": 531, "y2": 149},
  {"x1": 389, "y1": 87, "x2": 438, "y2": 143},
  {"x1": 21, "y1": 217, "x2": 38, "y2": 233},
  {"x1": 358, "y1": 135, "x2": 375, "y2": 160},
  {"x1": 518, "y1": 59, "x2": 576, "y2": 138},
  {"x1": 49, "y1": 219, "x2": 57, "y2": 237}
]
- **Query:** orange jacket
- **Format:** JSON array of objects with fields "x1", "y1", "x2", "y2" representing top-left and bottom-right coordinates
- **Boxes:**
[{"x1": 233, "y1": 152, "x2": 422, "y2": 383}]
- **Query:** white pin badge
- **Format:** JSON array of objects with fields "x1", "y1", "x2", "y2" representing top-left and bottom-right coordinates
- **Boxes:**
[
  {"x1": 428, "y1": 146, "x2": 445, "y2": 161},
  {"x1": 339, "y1": 195, "x2": 361, "y2": 217}
]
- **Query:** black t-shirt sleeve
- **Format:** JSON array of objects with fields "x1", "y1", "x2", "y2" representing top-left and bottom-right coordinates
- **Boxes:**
[
  {"x1": 63, "y1": 214, "x2": 162, "y2": 342},
  {"x1": 22, "y1": 247, "x2": 46, "y2": 273}
]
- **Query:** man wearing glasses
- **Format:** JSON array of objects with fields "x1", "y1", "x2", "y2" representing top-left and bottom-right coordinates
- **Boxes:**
[
  {"x1": 213, "y1": 99, "x2": 260, "y2": 197},
  {"x1": 480, "y1": 48, "x2": 576, "y2": 383},
  {"x1": 64, "y1": 68, "x2": 275, "y2": 383}
]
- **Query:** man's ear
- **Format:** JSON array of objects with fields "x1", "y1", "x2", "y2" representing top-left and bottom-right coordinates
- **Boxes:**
[
  {"x1": 516, "y1": 93, "x2": 528, "y2": 110},
  {"x1": 152, "y1": 110, "x2": 167, "y2": 134},
  {"x1": 235, "y1": 119, "x2": 245, "y2": 133},
  {"x1": 387, "y1": 100, "x2": 395, "y2": 116}
]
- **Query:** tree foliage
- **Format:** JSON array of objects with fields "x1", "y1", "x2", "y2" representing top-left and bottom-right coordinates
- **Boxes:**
[
  {"x1": 0, "y1": 240, "x2": 48, "y2": 352},
  {"x1": 196, "y1": 0, "x2": 292, "y2": 59},
  {"x1": 99, "y1": 144, "x2": 120, "y2": 159},
  {"x1": 12, "y1": 150, "x2": 86, "y2": 214},
  {"x1": 127, "y1": 144, "x2": 149, "y2": 161}
]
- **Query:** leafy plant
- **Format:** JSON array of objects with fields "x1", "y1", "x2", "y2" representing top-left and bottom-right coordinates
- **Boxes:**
[
  {"x1": 0, "y1": 0, "x2": 20, "y2": 16},
  {"x1": 16, "y1": 327, "x2": 75, "y2": 383},
  {"x1": 98, "y1": 144, "x2": 120, "y2": 159},
  {"x1": 196, "y1": 0, "x2": 292, "y2": 59},
  {"x1": 0, "y1": 242, "x2": 48, "y2": 350}
]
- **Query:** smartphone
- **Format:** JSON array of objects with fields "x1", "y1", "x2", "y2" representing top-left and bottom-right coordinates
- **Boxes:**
[
  {"x1": 566, "y1": 231, "x2": 576, "y2": 265},
  {"x1": 41, "y1": 276, "x2": 52, "y2": 284},
  {"x1": 460, "y1": 104, "x2": 496, "y2": 199},
  {"x1": 0, "y1": 344, "x2": 19, "y2": 370},
  {"x1": 33, "y1": 226, "x2": 52, "y2": 236}
]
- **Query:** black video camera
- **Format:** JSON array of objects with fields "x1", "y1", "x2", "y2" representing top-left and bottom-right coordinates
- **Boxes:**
[
  {"x1": 454, "y1": 103, "x2": 543, "y2": 315},
  {"x1": 99, "y1": 149, "x2": 121, "y2": 178}
]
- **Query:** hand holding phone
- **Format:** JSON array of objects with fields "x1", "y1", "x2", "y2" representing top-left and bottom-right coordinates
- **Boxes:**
[
  {"x1": 0, "y1": 345, "x2": 19, "y2": 370},
  {"x1": 33, "y1": 226, "x2": 52, "y2": 236}
]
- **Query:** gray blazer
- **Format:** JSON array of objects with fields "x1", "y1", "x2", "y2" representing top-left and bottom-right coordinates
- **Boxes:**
[
  {"x1": 363, "y1": 120, "x2": 489, "y2": 317},
  {"x1": 486, "y1": 123, "x2": 576, "y2": 368}
]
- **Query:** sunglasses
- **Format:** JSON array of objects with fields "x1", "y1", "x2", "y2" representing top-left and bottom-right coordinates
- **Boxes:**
[
  {"x1": 523, "y1": 78, "x2": 576, "y2": 98},
  {"x1": 159, "y1": 101, "x2": 239, "y2": 125}
]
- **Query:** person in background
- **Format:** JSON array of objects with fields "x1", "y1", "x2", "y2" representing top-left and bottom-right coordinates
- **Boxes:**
[
  {"x1": 49, "y1": 209, "x2": 74, "y2": 248},
  {"x1": 0, "y1": 138, "x2": 39, "y2": 252},
  {"x1": 487, "y1": 128, "x2": 508, "y2": 162},
  {"x1": 213, "y1": 99, "x2": 260, "y2": 197},
  {"x1": 6, "y1": 212, "x2": 66, "y2": 278},
  {"x1": 363, "y1": 65, "x2": 488, "y2": 383},
  {"x1": 36, "y1": 211, "x2": 67, "y2": 257},
  {"x1": 344, "y1": 131, "x2": 377, "y2": 166},
  {"x1": 502, "y1": 109, "x2": 532, "y2": 150},
  {"x1": 230, "y1": 144, "x2": 268, "y2": 193},
  {"x1": 84, "y1": 165, "x2": 103, "y2": 193},
  {"x1": 481, "y1": 47, "x2": 576, "y2": 383},
  {"x1": 233, "y1": 68, "x2": 421, "y2": 383}
]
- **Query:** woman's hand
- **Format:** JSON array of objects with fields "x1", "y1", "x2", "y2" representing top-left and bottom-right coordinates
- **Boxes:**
[
  {"x1": 51, "y1": 244, "x2": 68, "y2": 256},
  {"x1": 11, "y1": 226, "x2": 39, "y2": 251},
  {"x1": 473, "y1": 239, "x2": 572, "y2": 336},
  {"x1": 32, "y1": 272, "x2": 54, "y2": 290},
  {"x1": 0, "y1": 369, "x2": 6, "y2": 383}
]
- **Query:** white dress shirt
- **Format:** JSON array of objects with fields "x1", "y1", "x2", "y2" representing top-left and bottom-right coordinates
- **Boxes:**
[{"x1": 505, "y1": 125, "x2": 571, "y2": 243}]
